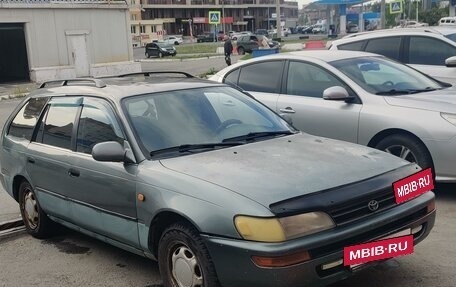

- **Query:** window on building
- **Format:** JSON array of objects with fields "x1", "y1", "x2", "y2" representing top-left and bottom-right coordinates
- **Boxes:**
[
  {"x1": 140, "y1": 25, "x2": 146, "y2": 33},
  {"x1": 151, "y1": 25, "x2": 157, "y2": 33},
  {"x1": 131, "y1": 26, "x2": 137, "y2": 34}
]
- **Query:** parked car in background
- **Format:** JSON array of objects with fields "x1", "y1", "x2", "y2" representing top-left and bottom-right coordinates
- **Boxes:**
[
  {"x1": 210, "y1": 50, "x2": 456, "y2": 182},
  {"x1": 300, "y1": 25, "x2": 315, "y2": 34},
  {"x1": 231, "y1": 31, "x2": 251, "y2": 40},
  {"x1": 196, "y1": 32, "x2": 216, "y2": 42},
  {"x1": 328, "y1": 27, "x2": 456, "y2": 84},
  {"x1": 312, "y1": 24, "x2": 326, "y2": 34},
  {"x1": 235, "y1": 34, "x2": 280, "y2": 55},
  {"x1": 145, "y1": 42, "x2": 176, "y2": 58},
  {"x1": 439, "y1": 16, "x2": 456, "y2": 26},
  {"x1": 395, "y1": 20, "x2": 428, "y2": 28},
  {"x1": 347, "y1": 23, "x2": 359, "y2": 33},
  {"x1": 0, "y1": 72, "x2": 436, "y2": 287},
  {"x1": 162, "y1": 36, "x2": 183, "y2": 45},
  {"x1": 255, "y1": 29, "x2": 268, "y2": 36}
]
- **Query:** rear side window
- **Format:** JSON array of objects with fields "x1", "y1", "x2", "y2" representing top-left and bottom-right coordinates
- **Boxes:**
[
  {"x1": 224, "y1": 68, "x2": 240, "y2": 86},
  {"x1": 408, "y1": 36, "x2": 456, "y2": 65},
  {"x1": 8, "y1": 97, "x2": 48, "y2": 140},
  {"x1": 365, "y1": 37, "x2": 401, "y2": 61},
  {"x1": 238, "y1": 61, "x2": 283, "y2": 93},
  {"x1": 337, "y1": 40, "x2": 366, "y2": 51},
  {"x1": 41, "y1": 105, "x2": 78, "y2": 150}
]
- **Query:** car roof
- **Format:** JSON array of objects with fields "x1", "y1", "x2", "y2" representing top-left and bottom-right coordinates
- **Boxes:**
[
  {"x1": 28, "y1": 73, "x2": 226, "y2": 102},
  {"x1": 331, "y1": 27, "x2": 456, "y2": 46}
]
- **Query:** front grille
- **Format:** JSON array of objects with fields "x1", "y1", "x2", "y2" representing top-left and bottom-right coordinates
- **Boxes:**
[{"x1": 329, "y1": 188, "x2": 396, "y2": 225}]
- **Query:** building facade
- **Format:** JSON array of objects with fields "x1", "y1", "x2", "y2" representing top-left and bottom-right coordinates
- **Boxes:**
[
  {"x1": 130, "y1": 0, "x2": 299, "y2": 45},
  {"x1": 0, "y1": 0, "x2": 140, "y2": 83}
]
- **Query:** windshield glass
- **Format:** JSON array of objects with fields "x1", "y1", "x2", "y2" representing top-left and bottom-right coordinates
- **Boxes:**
[
  {"x1": 444, "y1": 33, "x2": 456, "y2": 43},
  {"x1": 123, "y1": 86, "x2": 294, "y2": 157},
  {"x1": 330, "y1": 56, "x2": 444, "y2": 95}
]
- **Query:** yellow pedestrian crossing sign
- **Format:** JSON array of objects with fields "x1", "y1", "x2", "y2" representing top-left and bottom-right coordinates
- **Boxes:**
[
  {"x1": 390, "y1": 0, "x2": 403, "y2": 14},
  {"x1": 209, "y1": 11, "x2": 221, "y2": 24}
]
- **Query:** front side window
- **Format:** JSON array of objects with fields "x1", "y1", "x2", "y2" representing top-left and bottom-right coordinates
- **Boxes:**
[
  {"x1": 76, "y1": 100, "x2": 124, "y2": 154},
  {"x1": 286, "y1": 61, "x2": 347, "y2": 98},
  {"x1": 408, "y1": 36, "x2": 456, "y2": 65},
  {"x1": 338, "y1": 40, "x2": 366, "y2": 51},
  {"x1": 238, "y1": 61, "x2": 284, "y2": 93},
  {"x1": 41, "y1": 104, "x2": 79, "y2": 150},
  {"x1": 365, "y1": 36, "x2": 401, "y2": 61},
  {"x1": 331, "y1": 56, "x2": 444, "y2": 95},
  {"x1": 8, "y1": 97, "x2": 48, "y2": 140}
]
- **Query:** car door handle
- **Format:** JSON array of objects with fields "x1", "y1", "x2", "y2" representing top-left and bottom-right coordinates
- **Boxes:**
[
  {"x1": 68, "y1": 168, "x2": 80, "y2": 177},
  {"x1": 27, "y1": 157, "x2": 35, "y2": 164},
  {"x1": 279, "y1": 107, "x2": 296, "y2": 114}
]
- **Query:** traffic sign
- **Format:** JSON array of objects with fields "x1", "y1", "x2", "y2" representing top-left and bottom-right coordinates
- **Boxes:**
[
  {"x1": 390, "y1": 0, "x2": 403, "y2": 14},
  {"x1": 209, "y1": 11, "x2": 221, "y2": 24}
]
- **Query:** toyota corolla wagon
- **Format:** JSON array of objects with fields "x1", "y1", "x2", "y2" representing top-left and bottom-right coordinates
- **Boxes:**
[{"x1": 0, "y1": 72, "x2": 435, "y2": 287}]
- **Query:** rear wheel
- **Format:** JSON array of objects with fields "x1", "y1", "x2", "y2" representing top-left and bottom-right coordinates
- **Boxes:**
[
  {"x1": 145, "y1": 52, "x2": 151, "y2": 58},
  {"x1": 375, "y1": 134, "x2": 433, "y2": 170},
  {"x1": 158, "y1": 52, "x2": 163, "y2": 58},
  {"x1": 19, "y1": 181, "x2": 55, "y2": 239},
  {"x1": 237, "y1": 47, "x2": 245, "y2": 55},
  {"x1": 174, "y1": 41, "x2": 179, "y2": 45},
  {"x1": 158, "y1": 222, "x2": 219, "y2": 287}
]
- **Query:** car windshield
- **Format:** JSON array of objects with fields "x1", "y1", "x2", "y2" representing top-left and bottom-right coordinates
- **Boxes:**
[
  {"x1": 444, "y1": 33, "x2": 456, "y2": 42},
  {"x1": 123, "y1": 86, "x2": 295, "y2": 158},
  {"x1": 330, "y1": 56, "x2": 445, "y2": 95},
  {"x1": 155, "y1": 42, "x2": 172, "y2": 47}
]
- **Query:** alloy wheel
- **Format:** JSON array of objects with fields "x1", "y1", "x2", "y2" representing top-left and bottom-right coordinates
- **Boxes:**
[
  {"x1": 171, "y1": 244, "x2": 203, "y2": 287},
  {"x1": 384, "y1": 144, "x2": 418, "y2": 163},
  {"x1": 23, "y1": 187, "x2": 39, "y2": 229}
]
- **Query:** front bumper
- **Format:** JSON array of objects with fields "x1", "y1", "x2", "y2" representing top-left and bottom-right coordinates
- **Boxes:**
[
  {"x1": 424, "y1": 136, "x2": 456, "y2": 182},
  {"x1": 202, "y1": 192, "x2": 435, "y2": 287}
]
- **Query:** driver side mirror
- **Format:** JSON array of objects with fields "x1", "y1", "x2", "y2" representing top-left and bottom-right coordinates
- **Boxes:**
[
  {"x1": 92, "y1": 141, "x2": 135, "y2": 164},
  {"x1": 445, "y1": 56, "x2": 456, "y2": 67},
  {"x1": 323, "y1": 86, "x2": 355, "y2": 102}
]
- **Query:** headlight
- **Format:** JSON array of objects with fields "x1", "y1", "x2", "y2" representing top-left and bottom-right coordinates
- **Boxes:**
[
  {"x1": 234, "y1": 212, "x2": 335, "y2": 242},
  {"x1": 441, "y1": 113, "x2": 456, "y2": 126},
  {"x1": 160, "y1": 48, "x2": 167, "y2": 52}
]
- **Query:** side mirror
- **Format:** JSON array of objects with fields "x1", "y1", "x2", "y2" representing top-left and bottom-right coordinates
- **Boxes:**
[
  {"x1": 323, "y1": 86, "x2": 354, "y2": 102},
  {"x1": 445, "y1": 56, "x2": 456, "y2": 67},
  {"x1": 92, "y1": 141, "x2": 134, "y2": 164}
]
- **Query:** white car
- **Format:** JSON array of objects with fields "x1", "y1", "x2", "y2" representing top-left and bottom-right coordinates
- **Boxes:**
[
  {"x1": 209, "y1": 50, "x2": 456, "y2": 182},
  {"x1": 162, "y1": 36, "x2": 183, "y2": 45},
  {"x1": 328, "y1": 27, "x2": 456, "y2": 84}
]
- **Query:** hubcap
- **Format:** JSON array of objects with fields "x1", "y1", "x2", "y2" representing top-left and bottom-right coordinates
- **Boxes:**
[
  {"x1": 384, "y1": 145, "x2": 417, "y2": 163},
  {"x1": 23, "y1": 189, "x2": 39, "y2": 229},
  {"x1": 171, "y1": 245, "x2": 203, "y2": 287}
]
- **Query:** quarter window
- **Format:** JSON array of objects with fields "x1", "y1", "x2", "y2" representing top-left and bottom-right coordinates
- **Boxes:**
[
  {"x1": 408, "y1": 36, "x2": 456, "y2": 65},
  {"x1": 365, "y1": 37, "x2": 401, "y2": 61},
  {"x1": 42, "y1": 105, "x2": 78, "y2": 150},
  {"x1": 8, "y1": 97, "x2": 48, "y2": 140},
  {"x1": 238, "y1": 61, "x2": 284, "y2": 93},
  {"x1": 224, "y1": 68, "x2": 240, "y2": 86},
  {"x1": 338, "y1": 40, "x2": 366, "y2": 51}
]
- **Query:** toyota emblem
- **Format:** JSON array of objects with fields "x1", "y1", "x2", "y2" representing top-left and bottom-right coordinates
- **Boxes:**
[{"x1": 368, "y1": 200, "x2": 379, "y2": 212}]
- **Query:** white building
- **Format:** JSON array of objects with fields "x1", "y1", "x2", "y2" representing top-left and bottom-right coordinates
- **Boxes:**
[{"x1": 0, "y1": 0, "x2": 141, "y2": 83}]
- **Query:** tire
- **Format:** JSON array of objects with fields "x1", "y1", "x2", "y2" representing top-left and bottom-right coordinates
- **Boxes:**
[
  {"x1": 174, "y1": 41, "x2": 179, "y2": 45},
  {"x1": 158, "y1": 222, "x2": 220, "y2": 287},
  {"x1": 375, "y1": 134, "x2": 433, "y2": 170},
  {"x1": 145, "y1": 52, "x2": 150, "y2": 58},
  {"x1": 158, "y1": 52, "x2": 163, "y2": 58},
  {"x1": 18, "y1": 181, "x2": 55, "y2": 239},
  {"x1": 237, "y1": 47, "x2": 245, "y2": 55}
]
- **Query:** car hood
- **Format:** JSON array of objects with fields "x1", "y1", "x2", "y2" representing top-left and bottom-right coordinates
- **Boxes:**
[
  {"x1": 383, "y1": 88, "x2": 456, "y2": 113},
  {"x1": 159, "y1": 133, "x2": 409, "y2": 207}
]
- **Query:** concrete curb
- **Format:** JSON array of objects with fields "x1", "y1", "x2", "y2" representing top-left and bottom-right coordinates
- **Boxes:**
[{"x1": 0, "y1": 218, "x2": 25, "y2": 240}]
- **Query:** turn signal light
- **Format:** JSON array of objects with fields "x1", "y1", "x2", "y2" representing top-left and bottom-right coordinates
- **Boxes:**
[
  {"x1": 251, "y1": 251, "x2": 311, "y2": 268},
  {"x1": 427, "y1": 199, "x2": 435, "y2": 213}
]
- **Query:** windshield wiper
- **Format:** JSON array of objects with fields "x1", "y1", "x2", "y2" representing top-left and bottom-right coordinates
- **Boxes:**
[
  {"x1": 376, "y1": 87, "x2": 437, "y2": 95},
  {"x1": 222, "y1": 131, "x2": 295, "y2": 143},
  {"x1": 150, "y1": 142, "x2": 244, "y2": 157}
]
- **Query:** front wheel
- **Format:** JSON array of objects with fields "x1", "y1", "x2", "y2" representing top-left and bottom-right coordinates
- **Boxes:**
[
  {"x1": 145, "y1": 52, "x2": 151, "y2": 58},
  {"x1": 19, "y1": 181, "x2": 55, "y2": 239},
  {"x1": 375, "y1": 134, "x2": 433, "y2": 170},
  {"x1": 237, "y1": 47, "x2": 245, "y2": 55},
  {"x1": 158, "y1": 52, "x2": 163, "y2": 58},
  {"x1": 158, "y1": 222, "x2": 220, "y2": 287}
]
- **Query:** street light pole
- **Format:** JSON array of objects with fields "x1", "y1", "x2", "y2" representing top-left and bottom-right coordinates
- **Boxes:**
[
  {"x1": 276, "y1": 0, "x2": 282, "y2": 38},
  {"x1": 222, "y1": 0, "x2": 226, "y2": 34}
]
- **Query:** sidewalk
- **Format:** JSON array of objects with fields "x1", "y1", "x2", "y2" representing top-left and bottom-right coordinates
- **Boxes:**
[{"x1": 0, "y1": 81, "x2": 37, "y2": 101}]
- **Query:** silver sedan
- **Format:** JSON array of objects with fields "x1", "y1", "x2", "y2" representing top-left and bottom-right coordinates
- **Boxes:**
[{"x1": 210, "y1": 50, "x2": 456, "y2": 182}]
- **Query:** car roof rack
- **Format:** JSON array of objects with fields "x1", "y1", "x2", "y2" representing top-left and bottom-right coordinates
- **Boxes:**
[
  {"x1": 39, "y1": 78, "x2": 106, "y2": 89},
  {"x1": 115, "y1": 71, "x2": 195, "y2": 78}
]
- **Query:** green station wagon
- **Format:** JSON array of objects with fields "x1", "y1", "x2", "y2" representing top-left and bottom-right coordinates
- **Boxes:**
[{"x1": 0, "y1": 73, "x2": 435, "y2": 287}]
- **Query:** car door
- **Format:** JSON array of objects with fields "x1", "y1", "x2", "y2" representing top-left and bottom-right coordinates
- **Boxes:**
[
  {"x1": 148, "y1": 44, "x2": 159, "y2": 57},
  {"x1": 69, "y1": 97, "x2": 139, "y2": 248},
  {"x1": 277, "y1": 60, "x2": 362, "y2": 143},
  {"x1": 405, "y1": 36, "x2": 456, "y2": 84},
  {"x1": 230, "y1": 60, "x2": 285, "y2": 112},
  {"x1": 26, "y1": 96, "x2": 81, "y2": 223}
]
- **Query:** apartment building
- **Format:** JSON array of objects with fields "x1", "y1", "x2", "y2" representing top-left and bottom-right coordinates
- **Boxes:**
[{"x1": 130, "y1": 0, "x2": 299, "y2": 46}]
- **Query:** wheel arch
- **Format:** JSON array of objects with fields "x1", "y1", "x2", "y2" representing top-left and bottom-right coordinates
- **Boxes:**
[
  {"x1": 148, "y1": 210, "x2": 201, "y2": 257},
  {"x1": 367, "y1": 128, "x2": 434, "y2": 166},
  {"x1": 12, "y1": 174, "x2": 29, "y2": 202}
]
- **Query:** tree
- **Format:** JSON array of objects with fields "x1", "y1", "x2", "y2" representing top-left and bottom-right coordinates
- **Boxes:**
[{"x1": 419, "y1": 7, "x2": 448, "y2": 26}]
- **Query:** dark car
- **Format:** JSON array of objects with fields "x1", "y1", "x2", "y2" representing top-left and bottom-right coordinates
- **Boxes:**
[
  {"x1": 196, "y1": 33, "x2": 216, "y2": 43},
  {"x1": 255, "y1": 29, "x2": 268, "y2": 36},
  {"x1": 1, "y1": 71, "x2": 436, "y2": 287},
  {"x1": 236, "y1": 34, "x2": 280, "y2": 55},
  {"x1": 145, "y1": 42, "x2": 176, "y2": 58}
]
